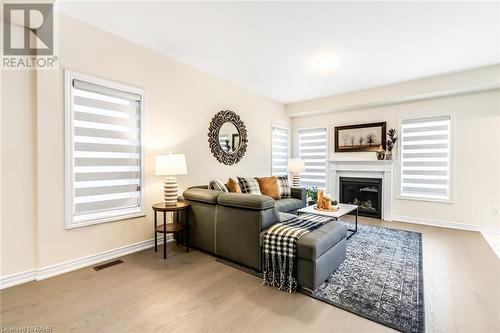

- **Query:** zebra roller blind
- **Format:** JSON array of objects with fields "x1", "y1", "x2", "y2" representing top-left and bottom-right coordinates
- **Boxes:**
[
  {"x1": 299, "y1": 127, "x2": 328, "y2": 188},
  {"x1": 272, "y1": 126, "x2": 289, "y2": 176},
  {"x1": 66, "y1": 72, "x2": 144, "y2": 228},
  {"x1": 401, "y1": 115, "x2": 451, "y2": 201}
]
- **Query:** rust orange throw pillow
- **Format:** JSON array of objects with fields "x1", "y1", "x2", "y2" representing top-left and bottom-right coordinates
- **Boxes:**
[
  {"x1": 226, "y1": 178, "x2": 242, "y2": 193},
  {"x1": 256, "y1": 176, "x2": 280, "y2": 200}
]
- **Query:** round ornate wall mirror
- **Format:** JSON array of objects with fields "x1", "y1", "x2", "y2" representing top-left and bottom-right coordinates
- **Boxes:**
[{"x1": 208, "y1": 110, "x2": 247, "y2": 165}]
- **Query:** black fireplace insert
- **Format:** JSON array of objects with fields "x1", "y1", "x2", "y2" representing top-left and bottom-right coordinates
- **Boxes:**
[{"x1": 339, "y1": 177, "x2": 382, "y2": 219}]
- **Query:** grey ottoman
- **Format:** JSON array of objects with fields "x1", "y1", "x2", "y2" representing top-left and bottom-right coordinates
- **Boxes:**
[
  {"x1": 296, "y1": 221, "x2": 348, "y2": 290},
  {"x1": 266, "y1": 213, "x2": 348, "y2": 291}
]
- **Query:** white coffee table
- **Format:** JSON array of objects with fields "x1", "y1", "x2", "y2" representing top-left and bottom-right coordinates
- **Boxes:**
[{"x1": 297, "y1": 203, "x2": 359, "y2": 239}]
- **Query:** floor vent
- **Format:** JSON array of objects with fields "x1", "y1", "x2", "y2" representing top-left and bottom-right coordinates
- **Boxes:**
[{"x1": 93, "y1": 259, "x2": 124, "y2": 271}]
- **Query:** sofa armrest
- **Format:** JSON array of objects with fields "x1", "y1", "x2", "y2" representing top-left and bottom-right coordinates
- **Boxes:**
[
  {"x1": 291, "y1": 187, "x2": 307, "y2": 206},
  {"x1": 217, "y1": 193, "x2": 275, "y2": 210},
  {"x1": 183, "y1": 188, "x2": 221, "y2": 204}
]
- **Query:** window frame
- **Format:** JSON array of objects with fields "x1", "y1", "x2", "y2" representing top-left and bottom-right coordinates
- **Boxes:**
[
  {"x1": 398, "y1": 114, "x2": 454, "y2": 204},
  {"x1": 64, "y1": 70, "x2": 146, "y2": 229},
  {"x1": 297, "y1": 126, "x2": 329, "y2": 189},
  {"x1": 271, "y1": 124, "x2": 290, "y2": 176}
]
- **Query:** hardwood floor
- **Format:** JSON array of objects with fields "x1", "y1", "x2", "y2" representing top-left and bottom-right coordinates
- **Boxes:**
[{"x1": 1, "y1": 217, "x2": 499, "y2": 333}]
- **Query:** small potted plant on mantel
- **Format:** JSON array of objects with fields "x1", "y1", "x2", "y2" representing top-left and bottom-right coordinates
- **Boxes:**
[{"x1": 385, "y1": 128, "x2": 398, "y2": 160}]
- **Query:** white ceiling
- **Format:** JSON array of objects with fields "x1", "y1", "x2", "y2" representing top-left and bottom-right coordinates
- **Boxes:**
[{"x1": 56, "y1": 1, "x2": 500, "y2": 104}]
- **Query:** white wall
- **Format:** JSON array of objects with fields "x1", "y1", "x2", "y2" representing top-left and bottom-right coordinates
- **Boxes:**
[
  {"x1": 289, "y1": 66, "x2": 500, "y2": 231},
  {"x1": 1, "y1": 69, "x2": 38, "y2": 277},
  {"x1": 1, "y1": 14, "x2": 289, "y2": 277}
]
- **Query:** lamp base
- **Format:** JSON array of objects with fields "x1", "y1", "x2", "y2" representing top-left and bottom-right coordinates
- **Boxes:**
[
  {"x1": 291, "y1": 174, "x2": 300, "y2": 187},
  {"x1": 164, "y1": 176, "x2": 178, "y2": 205}
]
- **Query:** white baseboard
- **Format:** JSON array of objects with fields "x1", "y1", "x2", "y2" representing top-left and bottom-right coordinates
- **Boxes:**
[
  {"x1": 392, "y1": 215, "x2": 500, "y2": 234},
  {"x1": 0, "y1": 269, "x2": 38, "y2": 290},
  {"x1": 0, "y1": 236, "x2": 173, "y2": 290}
]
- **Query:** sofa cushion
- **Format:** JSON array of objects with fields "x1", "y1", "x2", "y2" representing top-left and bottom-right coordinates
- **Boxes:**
[
  {"x1": 183, "y1": 188, "x2": 221, "y2": 204},
  {"x1": 297, "y1": 221, "x2": 348, "y2": 261},
  {"x1": 226, "y1": 178, "x2": 241, "y2": 193},
  {"x1": 277, "y1": 175, "x2": 291, "y2": 198},
  {"x1": 237, "y1": 177, "x2": 262, "y2": 195},
  {"x1": 275, "y1": 198, "x2": 304, "y2": 213},
  {"x1": 218, "y1": 193, "x2": 275, "y2": 210},
  {"x1": 256, "y1": 176, "x2": 280, "y2": 200}
]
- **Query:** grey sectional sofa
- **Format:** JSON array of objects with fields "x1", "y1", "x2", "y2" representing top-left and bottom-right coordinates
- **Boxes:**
[
  {"x1": 182, "y1": 186, "x2": 347, "y2": 290},
  {"x1": 274, "y1": 187, "x2": 306, "y2": 214}
]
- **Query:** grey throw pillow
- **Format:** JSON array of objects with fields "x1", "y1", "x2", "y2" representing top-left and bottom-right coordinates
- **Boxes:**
[{"x1": 208, "y1": 179, "x2": 228, "y2": 192}]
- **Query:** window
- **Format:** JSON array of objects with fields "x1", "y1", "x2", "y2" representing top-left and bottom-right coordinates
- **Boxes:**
[
  {"x1": 271, "y1": 125, "x2": 289, "y2": 176},
  {"x1": 400, "y1": 115, "x2": 452, "y2": 201},
  {"x1": 298, "y1": 127, "x2": 328, "y2": 188},
  {"x1": 65, "y1": 71, "x2": 145, "y2": 228}
]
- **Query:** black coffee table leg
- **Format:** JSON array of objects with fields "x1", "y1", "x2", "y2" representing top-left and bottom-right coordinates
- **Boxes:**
[{"x1": 346, "y1": 207, "x2": 358, "y2": 240}]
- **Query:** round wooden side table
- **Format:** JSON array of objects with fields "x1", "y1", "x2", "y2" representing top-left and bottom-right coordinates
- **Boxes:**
[{"x1": 152, "y1": 201, "x2": 190, "y2": 259}]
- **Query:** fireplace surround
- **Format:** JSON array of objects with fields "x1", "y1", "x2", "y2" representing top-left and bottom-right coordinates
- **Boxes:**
[{"x1": 329, "y1": 160, "x2": 395, "y2": 221}]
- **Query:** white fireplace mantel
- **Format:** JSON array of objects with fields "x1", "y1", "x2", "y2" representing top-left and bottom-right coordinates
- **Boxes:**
[{"x1": 328, "y1": 160, "x2": 396, "y2": 221}]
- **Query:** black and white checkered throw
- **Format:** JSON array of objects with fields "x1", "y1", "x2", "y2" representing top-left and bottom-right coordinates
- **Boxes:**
[{"x1": 262, "y1": 214, "x2": 333, "y2": 292}]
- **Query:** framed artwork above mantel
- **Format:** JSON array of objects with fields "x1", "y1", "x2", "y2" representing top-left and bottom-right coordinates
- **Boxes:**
[{"x1": 334, "y1": 122, "x2": 386, "y2": 152}]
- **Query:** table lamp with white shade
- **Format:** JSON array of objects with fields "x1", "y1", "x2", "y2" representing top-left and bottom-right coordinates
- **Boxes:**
[
  {"x1": 288, "y1": 158, "x2": 305, "y2": 187},
  {"x1": 155, "y1": 154, "x2": 188, "y2": 205}
]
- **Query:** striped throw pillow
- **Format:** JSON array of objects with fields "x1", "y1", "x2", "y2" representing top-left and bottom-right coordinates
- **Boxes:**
[
  {"x1": 276, "y1": 175, "x2": 291, "y2": 198},
  {"x1": 208, "y1": 179, "x2": 228, "y2": 192},
  {"x1": 237, "y1": 177, "x2": 262, "y2": 195}
]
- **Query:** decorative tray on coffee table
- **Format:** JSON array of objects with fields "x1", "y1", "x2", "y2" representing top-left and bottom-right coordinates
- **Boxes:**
[{"x1": 313, "y1": 205, "x2": 339, "y2": 212}]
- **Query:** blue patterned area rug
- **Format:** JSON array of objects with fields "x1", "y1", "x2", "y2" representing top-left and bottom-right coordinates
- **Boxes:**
[{"x1": 304, "y1": 223, "x2": 424, "y2": 333}]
